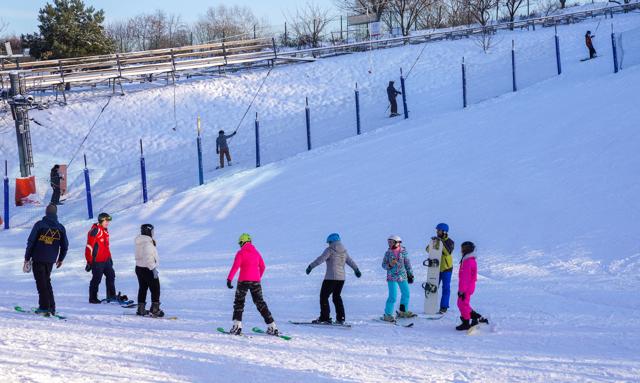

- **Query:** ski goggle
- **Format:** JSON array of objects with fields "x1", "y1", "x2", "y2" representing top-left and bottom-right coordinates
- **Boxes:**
[{"x1": 99, "y1": 215, "x2": 112, "y2": 222}]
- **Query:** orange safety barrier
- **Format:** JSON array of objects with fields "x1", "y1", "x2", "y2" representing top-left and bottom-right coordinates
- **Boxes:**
[{"x1": 15, "y1": 176, "x2": 37, "y2": 206}]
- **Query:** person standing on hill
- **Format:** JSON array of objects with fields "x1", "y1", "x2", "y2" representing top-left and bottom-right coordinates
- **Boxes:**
[
  {"x1": 24, "y1": 204, "x2": 68, "y2": 316},
  {"x1": 426, "y1": 223, "x2": 455, "y2": 315},
  {"x1": 216, "y1": 129, "x2": 237, "y2": 169},
  {"x1": 85, "y1": 212, "x2": 121, "y2": 304},
  {"x1": 381, "y1": 235, "x2": 415, "y2": 321},
  {"x1": 226, "y1": 233, "x2": 278, "y2": 336},
  {"x1": 306, "y1": 233, "x2": 361, "y2": 325},
  {"x1": 387, "y1": 81, "x2": 402, "y2": 117},
  {"x1": 456, "y1": 241, "x2": 488, "y2": 331},
  {"x1": 49, "y1": 165, "x2": 63, "y2": 205},
  {"x1": 134, "y1": 224, "x2": 164, "y2": 317},
  {"x1": 585, "y1": 30, "x2": 597, "y2": 59}
]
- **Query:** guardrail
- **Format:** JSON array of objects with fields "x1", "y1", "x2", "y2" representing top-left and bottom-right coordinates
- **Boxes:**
[{"x1": 1, "y1": 2, "x2": 638, "y2": 93}]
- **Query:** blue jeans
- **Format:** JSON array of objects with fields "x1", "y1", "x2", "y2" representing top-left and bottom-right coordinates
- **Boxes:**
[
  {"x1": 439, "y1": 270, "x2": 452, "y2": 310},
  {"x1": 385, "y1": 281, "x2": 410, "y2": 315}
]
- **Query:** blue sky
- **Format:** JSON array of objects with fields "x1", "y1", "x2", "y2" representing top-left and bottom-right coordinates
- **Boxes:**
[{"x1": 1, "y1": 0, "x2": 339, "y2": 35}]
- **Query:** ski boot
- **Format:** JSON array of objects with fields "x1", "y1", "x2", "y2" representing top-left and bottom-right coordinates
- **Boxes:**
[
  {"x1": 470, "y1": 311, "x2": 488, "y2": 326},
  {"x1": 89, "y1": 295, "x2": 101, "y2": 304},
  {"x1": 397, "y1": 304, "x2": 417, "y2": 318},
  {"x1": 266, "y1": 322, "x2": 279, "y2": 336},
  {"x1": 34, "y1": 308, "x2": 51, "y2": 317},
  {"x1": 312, "y1": 317, "x2": 332, "y2": 325},
  {"x1": 230, "y1": 320, "x2": 242, "y2": 335},
  {"x1": 136, "y1": 302, "x2": 149, "y2": 316},
  {"x1": 150, "y1": 302, "x2": 164, "y2": 317},
  {"x1": 438, "y1": 307, "x2": 448, "y2": 315},
  {"x1": 381, "y1": 314, "x2": 396, "y2": 322},
  {"x1": 456, "y1": 317, "x2": 471, "y2": 331}
]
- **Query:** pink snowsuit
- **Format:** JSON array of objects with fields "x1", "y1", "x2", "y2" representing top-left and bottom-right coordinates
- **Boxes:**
[
  {"x1": 457, "y1": 252, "x2": 477, "y2": 320},
  {"x1": 227, "y1": 242, "x2": 266, "y2": 282}
]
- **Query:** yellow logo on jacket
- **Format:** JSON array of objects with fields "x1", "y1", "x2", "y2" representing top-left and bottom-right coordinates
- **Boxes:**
[{"x1": 38, "y1": 229, "x2": 61, "y2": 245}]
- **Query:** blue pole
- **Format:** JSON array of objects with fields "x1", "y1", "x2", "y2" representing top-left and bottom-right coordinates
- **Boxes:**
[
  {"x1": 83, "y1": 154, "x2": 93, "y2": 220},
  {"x1": 255, "y1": 112, "x2": 261, "y2": 168},
  {"x1": 305, "y1": 97, "x2": 311, "y2": 151},
  {"x1": 355, "y1": 83, "x2": 361, "y2": 135},
  {"x1": 140, "y1": 139, "x2": 148, "y2": 203},
  {"x1": 196, "y1": 117, "x2": 204, "y2": 186},
  {"x1": 611, "y1": 29, "x2": 619, "y2": 73},
  {"x1": 462, "y1": 57, "x2": 467, "y2": 108},
  {"x1": 555, "y1": 27, "x2": 562, "y2": 75},
  {"x1": 511, "y1": 40, "x2": 517, "y2": 92},
  {"x1": 3, "y1": 160, "x2": 8, "y2": 229},
  {"x1": 400, "y1": 68, "x2": 408, "y2": 119}
]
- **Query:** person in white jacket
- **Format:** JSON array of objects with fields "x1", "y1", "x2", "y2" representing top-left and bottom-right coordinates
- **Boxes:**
[{"x1": 135, "y1": 224, "x2": 164, "y2": 317}]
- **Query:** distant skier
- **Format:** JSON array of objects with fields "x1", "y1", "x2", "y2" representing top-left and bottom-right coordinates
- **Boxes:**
[
  {"x1": 387, "y1": 81, "x2": 402, "y2": 117},
  {"x1": 425, "y1": 223, "x2": 455, "y2": 314},
  {"x1": 306, "y1": 233, "x2": 361, "y2": 325},
  {"x1": 585, "y1": 30, "x2": 597, "y2": 59},
  {"x1": 49, "y1": 164, "x2": 63, "y2": 205},
  {"x1": 456, "y1": 241, "x2": 488, "y2": 331},
  {"x1": 134, "y1": 224, "x2": 164, "y2": 317},
  {"x1": 85, "y1": 212, "x2": 123, "y2": 304},
  {"x1": 381, "y1": 235, "x2": 415, "y2": 322},
  {"x1": 227, "y1": 233, "x2": 278, "y2": 336},
  {"x1": 216, "y1": 129, "x2": 237, "y2": 169},
  {"x1": 23, "y1": 204, "x2": 68, "y2": 316}
]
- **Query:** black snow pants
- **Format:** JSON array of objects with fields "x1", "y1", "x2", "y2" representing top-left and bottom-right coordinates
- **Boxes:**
[
  {"x1": 389, "y1": 98, "x2": 398, "y2": 115},
  {"x1": 135, "y1": 266, "x2": 160, "y2": 304},
  {"x1": 319, "y1": 280, "x2": 345, "y2": 322},
  {"x1": 89, "y1": 259, "x2": 116, "y2": 301},
  {"x1": 232, "y1": 281, "x2": 274, "y2": 324},
  {"x1": 33, "y1": 261, "x2": 55, "y2": 312}
]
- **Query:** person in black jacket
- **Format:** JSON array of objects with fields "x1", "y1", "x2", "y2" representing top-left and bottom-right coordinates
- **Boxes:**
[
  {"x1": 24, "y1": 204, "x2": 69, "y2": 315},
  {"x1": 50, "y1": 165, "x2": 63, "y2": 205},
  {"x1": 387, "y1": 81, "x2": 402, "y2": 117}
]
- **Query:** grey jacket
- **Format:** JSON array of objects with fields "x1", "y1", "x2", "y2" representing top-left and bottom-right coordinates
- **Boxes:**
[
  {"x1": 216, "y1": 131, "x2": 236, "y2": 152},
  {"x1": 309, "y1": 241, "x2": 358, "y2": 281}
]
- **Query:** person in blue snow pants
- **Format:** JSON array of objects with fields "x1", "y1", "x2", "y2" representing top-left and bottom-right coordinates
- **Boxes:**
[
  {"x1": 385, "y1": 280, "x2": 411, "y2": 315},
  {"x1": 382, "y1": 235, "x2": 414, "y2": 318}
]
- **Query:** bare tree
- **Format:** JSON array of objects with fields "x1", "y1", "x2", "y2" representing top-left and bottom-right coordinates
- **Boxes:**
[
  {"x1": 539, "y1": 0, "x2": 559, "y2": 16},
  {"x1": 417, "y1": 0, "x2": 448, "y2": 29},
  {"x1": 469, "y1": 0, "x2": 497, "y2": 26},
  {"x1": 0, "y1": 19, "x2": 7, "y2": 35},
  {"x1": 385, "y1": 0, "x2": 433, "y2": 37},
  {"x1": 193, "y1": 5, "x2": 262, "y2": 43},
  {"x1": 286, "y1": 2, "x2": 332, "y2": 48},
  {"x1": 504, "y1": 0, "x2": 525, "y2": 28},
  {"x1": 474, "y1": 26, "x2": 496, "y2": 52},
  {"x1": 334, "y1": 0, "x2": 390, "y2": 19},
  {"x1": 445, "y1": 0, "x2": 469, "y2": 27}
]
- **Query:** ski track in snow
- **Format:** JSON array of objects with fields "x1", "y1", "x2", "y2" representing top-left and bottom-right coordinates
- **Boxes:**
[{"x1": 1, "y1": 7, "x2": 640, "y2": 382}]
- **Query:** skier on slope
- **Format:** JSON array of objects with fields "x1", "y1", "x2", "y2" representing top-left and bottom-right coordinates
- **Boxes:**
[
  {"x1": 227, "y1": 233, "x2": 279, "y2": 336},
  {"x1": 306, "y1": 233, "x2": 362, "y2": 325},
  {"x1": 216, "y1": 129, "x2": 237, "y2": 169},
  {"x1": 456, "y1": 241, "x2": 488, "y2": 331},
  {"x1": 134, "y1": 224, "x2": 164, "y2": 317},
  {"x1": 585, "y1": 31, "x2": 597, "y2": 59},
  {"x1": 49, "y1": 164, "x2": 64, "y2": 206},
  {"x1": 381, "y1": 235, "x2": 415, "y2": 322},
  {"x1": 23, "y1": 204, "x2": 69, "y2": 316},
  {"x1": 425, "y1": 223, "x2": 455, "y2": 314},
  {"x1": 387, "y1": 81, "x2": 402, "y2": 117},
  {"x1": 85, "y1": 213, "x2": 126, "y2": 304}
]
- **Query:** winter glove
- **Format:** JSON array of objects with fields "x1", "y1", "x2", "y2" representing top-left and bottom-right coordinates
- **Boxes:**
[
  {"x1": 458, "y1": 291, "x2": 465, "y2": 300},
  {"x1": 226, "y1": 279, "x2": 234, "y2": 289},
  {"x1": 23, "y1": 259, "x2": 32, "y2": 273},
  {"x1": 305, "y1": 265, "x2": 312, "y2": 275},
  {"x1": 152, "y1": 268, "x2": 159, "y2": 279},
  {"x1": 354, "y1": 269, "x2": 362, "y2": 278},
  {"x1": 56, "y1": 261, "x2": 63, "y2": 269},
  {"x1": 431, "y1": 236, "x2": 438, "y2": 241},
  {"x1": 85, "y1": 262, "x2": 92, "y2": 272},
  {"x1": 407, "y1": 274, "x2": 414, "y2": 284}
]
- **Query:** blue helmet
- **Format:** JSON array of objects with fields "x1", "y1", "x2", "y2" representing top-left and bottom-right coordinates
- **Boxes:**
[
  {"x1": 326, "y1": 233, "x2": 341, "y2": 243},
  {"x1": 436, "y1": 223, "x2": 449, "y2": 232}
]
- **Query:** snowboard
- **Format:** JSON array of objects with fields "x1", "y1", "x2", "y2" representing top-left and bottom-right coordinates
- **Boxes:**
[
  {"x1": 580, "y1": 55, "x2": 601, "y2": 62},
  {"x1": 375, "y1": 317, "x2": 414, "y2": 327},
  {"x1": 122, "y1": 313, "x2": 177, "y2": 320},
  {"x1": 288, "y1": 320, "x2": 352, "y2": 328},
  {"x1": 217, "y1": 327, "x2": 252, "y2": 338},
  {"x1": 14, "y1": 306, "x2": 66, "y2": 320},
  {"x1": 251, "y1": 327, "x2": 292, "y2": 341},
  {"x1": 423, "y1": 238, "x2": 443, "y2": 315}
]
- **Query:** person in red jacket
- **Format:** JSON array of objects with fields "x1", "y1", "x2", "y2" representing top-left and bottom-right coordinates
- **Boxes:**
[
  {"x1": 585, "y1": 30, "x2": 597, "y2": 59},
  {"x1": 226, "y1": 233, "x2": 278, "y2": 336},
  {"x1": 456, "y1": 241, "x2": 488, "y2": 330},
  {"x1": 85, "y1": 212, "x2": 118, "y2": 304}
]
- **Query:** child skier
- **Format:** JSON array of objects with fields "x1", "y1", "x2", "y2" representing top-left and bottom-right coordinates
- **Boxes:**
[
  {"x1": 226, "y1": 233, "x2": 278, "y2": 335},
  {"x1": 585, "y1": 30, "x2": 597, "y2": 59},
  {"x1": 216, "y1": 129, "x2": 237, "y2": 169},
  {"x1": 134, "y1": 224, "x2": 164, "y2": 317},
  {"x1": 456, "y1": 241, "x2": 488, "y2": 331},
  {"x1": 381, "y1": 235, "x2": 415, "y2": 321},
  {"x1": 386, "y1": 81, "x2": 402, "y2": 117},
  {"x1": 306, "y1": 233, "x2": 361, "y2": 325},
  {"x1": 426, "y1": 223, "x2": 454, "y2": 314}
]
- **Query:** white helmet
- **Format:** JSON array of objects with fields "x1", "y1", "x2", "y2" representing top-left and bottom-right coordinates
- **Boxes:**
[{"x1": 388, "y1": 235, "x2": 402, "y2": 242}]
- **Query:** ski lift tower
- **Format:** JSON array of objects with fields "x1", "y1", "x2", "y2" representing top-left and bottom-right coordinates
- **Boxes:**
[{"x1": 7, "y1": 72, "x2": 35, "y2": 177}]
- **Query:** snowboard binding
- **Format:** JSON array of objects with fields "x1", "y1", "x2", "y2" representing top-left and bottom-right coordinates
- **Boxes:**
[
  {"x1": 423, "y1": 259, "x2": 440, "y2": 267},
  {"x1": 422, "y1": 282, "x2": 438, "y2": 294}
]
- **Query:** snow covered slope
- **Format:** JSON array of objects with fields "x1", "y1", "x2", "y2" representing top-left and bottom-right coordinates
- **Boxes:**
[{"x1": 0, "y1": 12, "x2": 639, "y2": 383}]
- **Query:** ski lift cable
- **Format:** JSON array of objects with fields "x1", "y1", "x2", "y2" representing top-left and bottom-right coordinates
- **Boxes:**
[
  {"x1": 231, "y1": 66, "x2": 274, "y2": 136},
  {"x1": 67, "y1": 95, "x2": 114, "y2": 168}
]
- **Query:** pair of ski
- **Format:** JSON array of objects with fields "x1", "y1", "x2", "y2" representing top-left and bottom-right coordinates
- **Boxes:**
[
  {"x1": 217, "y1": 326, "x2": 292, "y2": 341},
  {"x1": 14, "y1": 306, "x2": 66, "y2": 320}
]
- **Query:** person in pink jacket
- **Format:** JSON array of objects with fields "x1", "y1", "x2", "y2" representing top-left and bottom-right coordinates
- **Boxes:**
[
  {"x1": 456, "y1": 241, "x2": 488, "y2": 331},
  {"x1": 226, "y1": 233, "x2": 278, "y2": 336}
]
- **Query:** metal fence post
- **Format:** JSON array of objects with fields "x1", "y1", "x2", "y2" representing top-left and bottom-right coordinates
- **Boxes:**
[
  {"x1": 196, "y1": 116, "x2": 204, "y2": 185},
  {"x1": 555, "y1": 26, "x2": 562, "y2": 75},
  {"x1": 255, "y1": 112, "x2": 261, "y2": 168},
  {"x1": 305, "y1": 97, "x2": 311, "y2": 150},
  {"x1": 462, "y1": 57, "x2": 468, "y2": 108},
  {"x1": 400, "y1": 68, "x2": 409, "y2": 119},
  {"x1": 83, "y1": 154, "x2": 94, "y2": 220},
  {"x1": 355, "y1": 83, "x2": 361, "y2": 135},
  {"x1": 611, "y1": 24, "x2": 619, "y2": 73},
  {"x1": 512, "y1": 40, "x2": 517, "y2": 92},
  {"x1": 140, "y1": 139, "x2": 148, "y2": 203}
]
